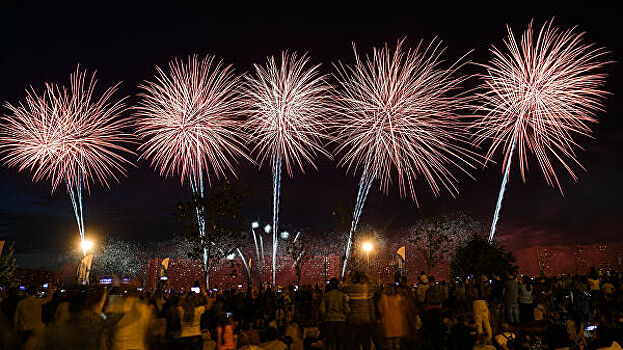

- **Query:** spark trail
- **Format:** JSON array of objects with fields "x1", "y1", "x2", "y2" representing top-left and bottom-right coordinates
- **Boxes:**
[
  {"x1": 0, "y1": 68, "x2": 133, "y2": 256},
  {"x1": 474, "y1": 19, "x2": 610, "y2": 241},
  {"x1": 343, "y1": 154, "x2": 377, "y2": 278},
  {"x1": 243, "y1": 52, "x2": 330, "y2": 286},
  {"x1": 488, "y1": 133, "x2": 517, "y2": 241},
  {"x1": 135, "y1": 55, "x2": 248, "y2": 288},
  {"x1": 271, "y1": 154, "x2": 282, "y2": 285},
  {"x1": 67, "y1": 175, "x2": 86, "y2": 255},
  {"x1": 333, "y1": 39, "x2": 476, "y2": 278}
]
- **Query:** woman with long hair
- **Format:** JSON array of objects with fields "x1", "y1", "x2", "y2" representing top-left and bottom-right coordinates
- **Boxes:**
[{"x1": 177, "y1": 291, "x2": 208, "y2": 350}]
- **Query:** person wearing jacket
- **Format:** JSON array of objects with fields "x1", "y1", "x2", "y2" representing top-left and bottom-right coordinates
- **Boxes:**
[
  {"x1": 320, "y1": 278, "x2": 350, "y2": 350},
  {"x1": 377, "y1": 285, "x2": 411, "y2": 350},
  {"x1": 344, "y1": 271, "x2": 375, "y2": 350},
  {"x1": 518, "y1": 276, "x2": 534, "y2": 323}
]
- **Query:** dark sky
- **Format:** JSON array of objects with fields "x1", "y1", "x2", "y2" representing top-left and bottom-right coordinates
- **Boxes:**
[{"x1": 0, "y1": 3, "x2": 620, "y2": 268}]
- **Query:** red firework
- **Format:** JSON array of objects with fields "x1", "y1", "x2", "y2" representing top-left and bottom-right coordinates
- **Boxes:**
[
  {"x1": 135, "y1": 55, "x2": 249, "y2": 184},
  {"x1": 242, "y1": 51, "x2": 331, "y2": 176},
  {"x1": 474, "y1": 19, "x2": 610, "y2": 190},
  {"x1": 332, "y1": 39, "x2": 477, "y2": 203},
  {"x1": 0, "y1": 67, "x2": 134, "y2": 192}
]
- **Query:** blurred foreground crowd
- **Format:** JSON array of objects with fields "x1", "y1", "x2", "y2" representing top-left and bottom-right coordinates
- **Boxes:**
[{"x1": 1, "y1": 267, "x2": 623, "y2": 350}]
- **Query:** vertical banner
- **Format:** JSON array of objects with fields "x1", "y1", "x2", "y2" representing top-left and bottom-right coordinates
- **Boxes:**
[
  {"x1": 160, "y1": 257, "x2": 170, "y2": 277},
  {"x1": 395, "y1": 246, "x2": 406, "y2": 284},
  {"x1": 77, "y1": 254, "x2": 94, "y2": 284},
  {"x1": 0, "y1": 241, "x2": 5, "y2": 256},
  {"x1": 158, "y1": 257, "x2": 170, "y2": 290}
]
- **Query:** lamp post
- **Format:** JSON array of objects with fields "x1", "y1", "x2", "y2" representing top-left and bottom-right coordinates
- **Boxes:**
[
  {"x1": 77, "y1": 238, "x2": 95, "y2": 284},
  {"x1": 250, "y1": 222, "x2": 261, "y2": 273},
  {"x1": 362, "y1": 241, "x2": 373, "y2": 273},
  {"x1": 81, "y1": 239, "x2": 94, "y2": 255}
]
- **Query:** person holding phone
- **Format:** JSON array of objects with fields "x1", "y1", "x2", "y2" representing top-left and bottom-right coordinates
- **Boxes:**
[{"x1": 217, "y1": 313, "x2": 235, "y2": 350}]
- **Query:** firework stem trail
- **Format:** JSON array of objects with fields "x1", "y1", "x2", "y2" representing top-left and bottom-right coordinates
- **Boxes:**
[
  {"x1": 135, "y1": 55, "x2": 249, "y2": 288},
  {"x1": 237, "y1": 248, "x2": 251, "y2": 284},
  {"x1": 271, "y1": 154, "x2": 282, "y2": 286},
  {"x1": 259, "y1": 234, "x2": 265, "y2": 276},
  {"x1": 341, "y1": 156, "x2": 377, "y2": 279},
  {"x1": 190, "y1": 167, "x2": 209, "y2": 281},
  {"x1": 474, "y1": 20, "x2": 610, "y2": 240},
  {"x1": 251, "y1": 227, "x2": 261, "y2": 269},
  {"x1": 488, "y1": 133, "x2": 517, "y2": 242},
  {"x1": 333, "y1": 39, "x2": 479, "y2": 277},
  {"x1": 242, "y1": 52, "x2": 330, "y2": 286},
  {"x1": 0, "y1": 67, "x2": 133, "y2": 261},
  {"x1": 66, "y1": 174, "x2": 86, "y2": 255}
]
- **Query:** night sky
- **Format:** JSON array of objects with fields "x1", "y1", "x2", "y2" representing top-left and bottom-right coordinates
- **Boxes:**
[{"x1": 0, "y1": 3, "x2": 620, "y2": 268}]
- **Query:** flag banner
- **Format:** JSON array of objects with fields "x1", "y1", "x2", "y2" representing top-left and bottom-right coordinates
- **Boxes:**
[
  {"x1": 397, "y1": 246, "x2": 406, "y2": 261},
  {"x1": 160, "y1": 257, "x2": 170, "y2": 277},
  {"x1": 0, "y1": 241, "x2": 5, "y2": 256}
]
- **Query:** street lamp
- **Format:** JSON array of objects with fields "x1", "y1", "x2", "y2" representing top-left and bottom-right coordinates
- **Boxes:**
[
  {"x1": 362, "y1": 241, "x2": 373, "y2": 272},
  {"x1": 81, "y1": 239, "x2": 94, "y2": 255},
  {"x1": 251, "y1": 221, "x2": 260, "y2": 229},
  {"x1": 264, "y1": 224, "x2": 271, "y2": 233},
  {"x1": 280, "y1": 231, "x2": 290, "y2": 239}
]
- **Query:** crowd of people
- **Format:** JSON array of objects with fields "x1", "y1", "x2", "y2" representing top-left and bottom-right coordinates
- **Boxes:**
[{"x1": 1, "y1": 267, "x2": 623, "y2": 350}]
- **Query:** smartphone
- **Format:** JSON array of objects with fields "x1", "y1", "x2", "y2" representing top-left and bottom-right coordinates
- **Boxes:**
[
  {"x1": 191, "y1": 287, "x2": 200, "y2": 293},
  {"x1": 226, "y1": 312, "x2": 232, "y2": 319},
  {"x1": 583, "y1": 324, "x2": 597, "y2": 342}
]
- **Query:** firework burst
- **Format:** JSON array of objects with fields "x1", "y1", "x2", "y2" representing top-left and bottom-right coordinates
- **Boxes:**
[
  {"x1": 333, "y1": 39, "x2": 477, "y2": 278},
  {"x1": 135, "y1": 55, "x2": 248, "y2": 287},
  {"x1": 135, "y1": 55, "x2": 248, "y2": 185},
  {"x1": 475, "y1": 19, "x2": 610, "y2": 241},
  {"x1": 0, "y1": 67, "x2": 133, "y2": 254},
  {"x1": 243, "y1": 52, "x2": 331, "y2": 285}
]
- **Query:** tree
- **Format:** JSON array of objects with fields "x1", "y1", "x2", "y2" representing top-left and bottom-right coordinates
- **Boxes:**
[
  {"x1": 0, "y1": 242, "x2": 16, "y2": 288},
  {"x1": 450, "y1": 234, "x2": 518, "y2": 278},
  {"x1": 287, "y1": 233, "x2": 311, "y2": 286},
  {"x1": 409, "y1": 211, "x2": 482, "y2": 274},
  {"x1": 175, "y1": 180, "x2": 247, "y2": 289}
]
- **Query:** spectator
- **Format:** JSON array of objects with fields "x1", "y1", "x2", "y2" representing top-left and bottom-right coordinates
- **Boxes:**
[
  {"x1": 377, "y1": 285, "x2": 410, "y2": 350},
  {"x1": 503, "y1": 273, "x2": 519, "y2": 324},
  {"x1": 177, "y1": 291, "x2": 207, "y2": 350},
  {"x1": 320, "y1": 278, "x2": 350, "y2": 350},
  {"x1": 45, "y1": 287, "x2": 109, "y2": 350},
  {"x1": 14, "y1": 286, "x2": 52, "y2": 347},
  {"x1": 111, "y1": 292, "x2": 153, "y2": 350},
  {"x1": 344, "y1": 271, "x2": 375, "y2": 350},
  {"x1": 261, "y1": 327, "x2": 287, "y2": 350},
  {"x1": 216, "y1": 313, "x2": 235, "y2": 350},
  {"x1": 472, "y1": 285, "x2": 492, "y2": 342},
  {"x1": 518, "y1": 276, "x2": 534, "y2": 323}
]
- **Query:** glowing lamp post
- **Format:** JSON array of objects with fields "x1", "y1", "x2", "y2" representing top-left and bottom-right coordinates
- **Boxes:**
[
  {"x1": 77, "y1": 238, "x2": 95, "y2": 284},
  {"x1": 362, "y1": 241, "x2": 373, "y2": 272},
  {"x1": 81, "y1": 239, "x2": 94, "y2": 256}
]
